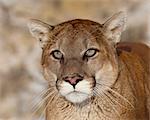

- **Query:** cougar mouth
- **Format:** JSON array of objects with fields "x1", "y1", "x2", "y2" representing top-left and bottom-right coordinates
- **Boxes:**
[
  {"x1": 66, "y1": 90, "x2": 86, "y2": 95},
  {"x1": 65, "y1": 91, "x2": 90, "y2": 103},
  {"x1": 58, "y1": 78, "x2": 94, "y2": 103}
]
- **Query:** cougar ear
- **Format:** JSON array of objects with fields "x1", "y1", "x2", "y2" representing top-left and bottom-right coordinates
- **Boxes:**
[
  {"x1": 103, "y1": 11, "x2": 127, "y2": 44},
  {"x1": 28, "y1": 19, "x2": 54, "y2": 48}
]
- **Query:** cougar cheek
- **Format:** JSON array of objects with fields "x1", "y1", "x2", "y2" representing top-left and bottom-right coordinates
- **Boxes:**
[
  {"x1": 43, "y1": 68, "x2": 57, "y2": 82},
  {"x1": 95, "y1": 63, "x2": 117, "y2": 87}
]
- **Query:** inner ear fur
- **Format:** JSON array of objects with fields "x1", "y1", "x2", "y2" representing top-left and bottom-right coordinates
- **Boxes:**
[
  {"x1": 102, "y1": 11, "x2": 127, "y2": 44},
  {"x1": 28, "y1": 19, "x2": 54, "y2": 48}
]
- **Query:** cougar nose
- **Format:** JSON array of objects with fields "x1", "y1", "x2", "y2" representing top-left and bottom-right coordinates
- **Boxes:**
[{"x1": 63, "y1": 74, "x2": 83, "y2": 88}]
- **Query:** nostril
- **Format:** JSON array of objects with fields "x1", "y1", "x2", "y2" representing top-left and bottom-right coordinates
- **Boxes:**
[{"x1": 64, "y1": 77, "x2": 83, "y2": 87}]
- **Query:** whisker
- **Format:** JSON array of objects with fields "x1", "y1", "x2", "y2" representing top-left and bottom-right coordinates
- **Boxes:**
[
  {"x1": 96, "y1": 83, "x2": 134, "y2": 108},
  {"x1": 39, "y1": 92, "x2": 59, "y2": 119},
  {"x1": 38, "y1": 114, "x2": 45, "y2": 120},
  {"x1": 95, "y1": 87, "x2": 116, "y2": 109},
  {"x1": 30, "y1": 87, "x2": 52, "y2": 109},
  {"x1": 108, "y1": 88, "x2": 134, "y2": 108},
  {"x1": 31, "y1": 90, "x2": 55, "y2": 117},
  {"x1": 102, "y1": 91, "x2": 120, "y2": 117},
  {"x1": 31, "y1": 87, "x2": 54, "y2": 112},
  {"x1": 94, "y1": 87, "x2": 111, "y2": 119},
  {"x1": 104, "y1": 91, "x2": 128, "y2": 109},
  {"x1": 104, "y1": 86, "x2": 134, "y2": 108},
  {"x1": 96, "y1": 82, "x2": 136, "y2": 102}
]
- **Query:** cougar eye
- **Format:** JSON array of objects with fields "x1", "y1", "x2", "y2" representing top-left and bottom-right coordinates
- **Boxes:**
[
  {"x1": 84, "y1": 48, "x2": 99, "y2": 58},
  {"x1": 51, "y1": 50, "x2": 63, "y2": 60}
]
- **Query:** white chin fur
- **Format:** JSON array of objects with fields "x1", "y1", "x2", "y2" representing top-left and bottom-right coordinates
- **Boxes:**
[
  {"x1": 59, "y1": 80, "x2": 91, "y2": 103},
  {"x1": 66, "y1": 92, "x2": 89, "y2": 103}
]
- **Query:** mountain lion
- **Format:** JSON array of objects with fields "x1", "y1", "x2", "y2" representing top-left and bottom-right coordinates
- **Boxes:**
[{"x1": 28, "y1": 12, "x2": 150, "y2": 120}]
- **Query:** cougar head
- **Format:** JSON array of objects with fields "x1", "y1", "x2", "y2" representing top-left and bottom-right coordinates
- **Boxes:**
[{"x1": 28, "y1": 12, "x2": 126, "y2": 104}]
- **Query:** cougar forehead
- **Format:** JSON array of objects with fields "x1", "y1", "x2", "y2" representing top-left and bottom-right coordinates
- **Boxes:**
[{"x1": 47, "y1": 19, "x2": 102, "y2": 51}]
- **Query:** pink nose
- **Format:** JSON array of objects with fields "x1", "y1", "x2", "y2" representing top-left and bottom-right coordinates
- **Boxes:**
[{"x1": 64, "y1": 76, "x2": 83, "y2": 87}]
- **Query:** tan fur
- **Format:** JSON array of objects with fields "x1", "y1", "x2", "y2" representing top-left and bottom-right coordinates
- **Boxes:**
[
  {"x1": 45, "y1": 50, "x2": 149, "y2": 120},
  {"x1": 28, "y1": 12, "x2": 150, "y2": 120}
]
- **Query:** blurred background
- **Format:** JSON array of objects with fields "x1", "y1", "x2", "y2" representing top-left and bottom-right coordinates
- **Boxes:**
[{"x1": 0, "y1": 0, "x2": 150, "y2": 120}]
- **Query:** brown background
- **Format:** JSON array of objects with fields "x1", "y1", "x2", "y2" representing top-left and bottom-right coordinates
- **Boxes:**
[{"x1": 0, "y1": 0, "x2": 150, "y2": 119}]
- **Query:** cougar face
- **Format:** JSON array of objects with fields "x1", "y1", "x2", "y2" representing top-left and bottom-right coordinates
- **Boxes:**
[
  {"x1": 40, "y1": 20, "x2": 119, "y2": 104},
  {"x1": 28, "y1": 12, "x2": 126, "y2": 104}
]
